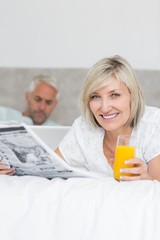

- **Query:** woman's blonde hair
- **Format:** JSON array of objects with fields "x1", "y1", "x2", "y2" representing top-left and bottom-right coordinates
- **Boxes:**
[{"x1": 80, "y1": 55, "x2": 145, "y2": 128}]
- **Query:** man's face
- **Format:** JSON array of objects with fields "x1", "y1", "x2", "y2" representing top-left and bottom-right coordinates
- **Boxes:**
[{"x1": 25, "y1": 82, "x2": 58, "y2": 125}]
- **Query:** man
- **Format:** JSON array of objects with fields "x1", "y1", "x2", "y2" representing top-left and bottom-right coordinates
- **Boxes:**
[
  {"x1": 0, "y1": 75, "x2": 60, "y2": 125},
  {"x1": 23, "y1": 75, "x2": 59, "y2": 125}
]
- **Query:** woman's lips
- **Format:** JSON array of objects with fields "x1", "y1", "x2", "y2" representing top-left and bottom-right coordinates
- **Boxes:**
[{"x1": 101, "y1": 113, "x2": 119, "y2": 119}]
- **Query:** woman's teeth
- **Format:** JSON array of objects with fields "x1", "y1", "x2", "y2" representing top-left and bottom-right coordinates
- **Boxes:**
[{"x1": 102, "y1": 113, "x2": 118, "y2": 119}]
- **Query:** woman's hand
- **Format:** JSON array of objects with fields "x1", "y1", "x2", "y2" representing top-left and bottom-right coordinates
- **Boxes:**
[
  {"x1": 0, "y1": 164, "x2": 15, "y2": 175},
  {"x1": 119, "y1": 157, "x2": 153, "y2": 181}
]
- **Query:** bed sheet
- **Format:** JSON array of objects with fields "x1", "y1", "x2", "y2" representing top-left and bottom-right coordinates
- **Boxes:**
[{"x1": 0, "y1": 175, "x2": 160, "y2": 240}]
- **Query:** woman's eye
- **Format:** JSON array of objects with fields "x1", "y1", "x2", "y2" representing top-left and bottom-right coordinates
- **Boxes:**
[
  {"x1": 90, "y1": 95, "x2": 100, "y2": 100},
  {"x1": 111, "y1": 93, "x2": 120, "y2": 98}
]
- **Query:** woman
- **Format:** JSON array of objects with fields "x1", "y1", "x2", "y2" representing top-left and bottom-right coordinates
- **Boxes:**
[{"x1": 55, "y1": 55, "x2": 160, "y2": 181}]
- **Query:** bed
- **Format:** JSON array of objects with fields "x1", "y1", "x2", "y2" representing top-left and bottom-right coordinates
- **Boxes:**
[{"x1": 0, "y1": 174, "x2": 160, "y2": 240}]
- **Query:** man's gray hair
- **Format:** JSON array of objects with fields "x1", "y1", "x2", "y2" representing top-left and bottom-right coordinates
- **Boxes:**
[{"x1": 28, "y1": 75, "x2": 59, "y2": 93}]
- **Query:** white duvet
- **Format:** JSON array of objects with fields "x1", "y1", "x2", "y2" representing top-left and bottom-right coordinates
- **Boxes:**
[{"x1": 0, "y1": 175, "x2": 160, "y2": 240}]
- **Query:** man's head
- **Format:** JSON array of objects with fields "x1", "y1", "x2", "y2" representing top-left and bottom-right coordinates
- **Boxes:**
[{"x1": 23, "y1": 75, "x2": 59, "y2": 125}]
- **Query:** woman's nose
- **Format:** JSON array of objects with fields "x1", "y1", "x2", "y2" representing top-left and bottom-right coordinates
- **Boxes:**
[{"x1": 100, "y1": 99, "x2": 112, "y2": 112}]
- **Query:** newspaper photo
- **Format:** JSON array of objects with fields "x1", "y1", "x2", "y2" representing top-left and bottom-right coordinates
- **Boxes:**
[{"x1": 0, "y1": 123, "x2": 99, "y2": 179}]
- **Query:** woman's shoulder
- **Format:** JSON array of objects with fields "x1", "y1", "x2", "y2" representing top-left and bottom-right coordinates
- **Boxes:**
[
  {"x1": 60, "y1": 116, "x2": 104, "y2": 154},
  {"x1": 134, "y1": 106, "x2": 160, "y2": 137},
  {"x1": 72, "y1": 116, "x2": 92, "y2": 128},
  {"x1": 72, "y1": 115, "x2": 104, "y2": 136},
  {"x1": 132, "y1": 106, "x2": 160, "y2": 146},
  {"x1": 141, "y1": 106, "x2": 160, "y2": 123}
]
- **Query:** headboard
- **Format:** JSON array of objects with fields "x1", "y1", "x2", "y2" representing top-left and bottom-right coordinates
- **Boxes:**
[{"x1": 0, "y1": 68, "x2": 160, "y2": 125}]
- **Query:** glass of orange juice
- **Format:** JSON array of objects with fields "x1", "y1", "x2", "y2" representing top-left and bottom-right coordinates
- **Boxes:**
[{"x1": 113, "y1": 135, "x2": 136, "y2": 181}]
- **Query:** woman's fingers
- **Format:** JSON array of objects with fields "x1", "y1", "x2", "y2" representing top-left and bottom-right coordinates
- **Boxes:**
[
  {"x1": 120, "y1": 157, "x2": 147, "y2": 181},
  {"x1": 0, "y1": 164, "x2": 11, "y2": 170},
  {"x1": 120, "y1": 175, "x2": 142, "y2": 181},
  {"x1": 0, "y1": 164, "x2": 15, "y2": 175}
]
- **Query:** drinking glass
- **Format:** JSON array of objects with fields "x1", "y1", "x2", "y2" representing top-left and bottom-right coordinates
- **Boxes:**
[{"x1": 113, "y1": 135, "x2": 136, "y2": 181}]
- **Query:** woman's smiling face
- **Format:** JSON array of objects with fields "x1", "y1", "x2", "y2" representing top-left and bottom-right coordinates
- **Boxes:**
[{"x1": 89, "y1": 76, "x2": 131, "y2": 133}]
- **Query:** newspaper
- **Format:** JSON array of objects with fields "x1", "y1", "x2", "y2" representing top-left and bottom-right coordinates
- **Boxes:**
[{"x1": 0, "y1": 123, "x2": 102, "y2": 179}]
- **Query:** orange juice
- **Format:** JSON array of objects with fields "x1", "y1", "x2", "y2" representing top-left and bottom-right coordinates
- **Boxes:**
[{"x1": 113, "y1": 145, "x2": 135, "y2": 181}]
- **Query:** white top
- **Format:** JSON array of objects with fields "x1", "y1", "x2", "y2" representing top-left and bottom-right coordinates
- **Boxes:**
[
  {"x1": 0, "y1": 106, "x2": 59, "y2": 126},
  {"x1": 59, "y1": 106, "x2": 160, "y2": 177},
  {"x1": 0, "y1": 106, "x2": 33, "y2": 125}
]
